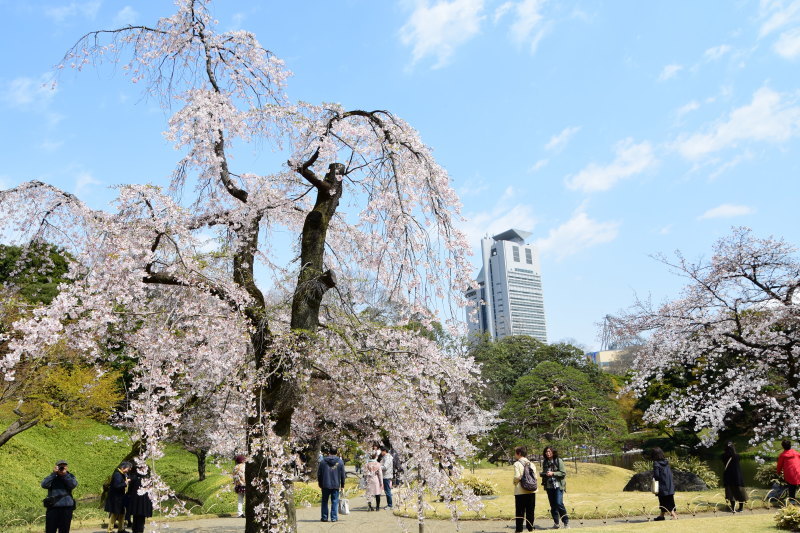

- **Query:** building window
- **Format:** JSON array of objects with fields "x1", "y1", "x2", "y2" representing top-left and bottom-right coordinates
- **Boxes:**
[
  {"x1": 525, "y1": 248, "x2": 532, "y2": 264},
  {"x1": 512, "y1": 246, "x2": 520, "y2": 262}
]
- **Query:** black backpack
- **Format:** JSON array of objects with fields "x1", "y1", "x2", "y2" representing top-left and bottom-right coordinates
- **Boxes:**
[{"x1": 519, "y1": 462, "x2": 538, "y2": 491}]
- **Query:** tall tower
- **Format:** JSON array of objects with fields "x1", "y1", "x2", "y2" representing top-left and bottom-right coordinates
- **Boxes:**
[{"x1": 465, "y1": 229, "x2": 547, "y2": 342}]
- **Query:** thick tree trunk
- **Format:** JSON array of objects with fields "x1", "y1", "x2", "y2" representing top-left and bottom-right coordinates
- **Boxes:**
[
  {"x1": 195, "y1": 448, "x2": 207, "y2": 481},
  {"x1": 0, "y1": 416, "x2": 38, "y2": 448}
]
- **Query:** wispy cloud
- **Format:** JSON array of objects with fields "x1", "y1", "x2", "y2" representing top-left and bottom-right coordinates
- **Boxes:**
[
  {"x1": 112, "y1": 6, "x2": 138, "y2": 26},
  {"x1": 74, "y1": 171, "x2": 102, "y2": 195},
  {"x1": 536, "y1": 207, "x2": 620, "y2": 260},
  {"x1": 44, "y1": 1, "x2": 102, "y2": 23},
  {"x1": 2, "y1": 74, "x2": 57, "y2": 110},
  {"x1": 565, "y1": 138, "x2": 657, "y2": 193},
  {"x1": 759, "y1": 0, "x2": 800, "y2": 37},
  {"x1": 399, "y1": 0, "x2": 485, "y2": 68},
  {"x1": 545, "y1": 125, "x2": 581, "y2": 151},
  {"x1": 674, "y1": 86, "x2": 800, "y2": 160},
  {"x1": 528, "y1": 158, "x2": 549, "y2": 172},
  {"x1": 460, "y1": 187, "x2": 537, "y2": 246},
  {"x1": 704, "y1": 44, "x2": 732, "y2": 61},
  {"x1": 498, "y1": 0, "x2": 549, "y2": 54},
  {"x1": 775, "y1": 27, "x2": 800, "y2": 58},
  {"x1": 698, "y1": 203, "x2": 755, "y2": 219},
  {"x1": 676, "y1": 100, "x2": 700, "y2": 119},
  {"x1": 658, "y1": 63, "x2": 683, "y2": 81}
]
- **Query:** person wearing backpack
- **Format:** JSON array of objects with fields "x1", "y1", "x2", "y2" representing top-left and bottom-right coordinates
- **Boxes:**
[
  {"x1": 541, "y1": 446, "x2": 569, "y2": 529},
  {"x1": 512, "y1": 445, "x2": 537, "y2": 532}
]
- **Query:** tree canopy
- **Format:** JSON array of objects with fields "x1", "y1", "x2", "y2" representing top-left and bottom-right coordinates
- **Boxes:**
[
  {"x1": 0, "y1": 2, "x2": 487, "y2": 531},
  {"x1": 614, "y1": 227, "x2": 800, "y2": 448}
]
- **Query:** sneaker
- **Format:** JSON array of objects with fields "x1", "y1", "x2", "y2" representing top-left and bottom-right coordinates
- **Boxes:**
[
  {"x1": 552, "y1": 525, "x2": 560, "y2": 530},
  {"x1": 653, "y1": 515, "x2": 665, "y2": 521}
]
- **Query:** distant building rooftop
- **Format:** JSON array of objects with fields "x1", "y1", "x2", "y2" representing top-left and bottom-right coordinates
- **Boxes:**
[{"x1": 492, "y1": 228, "x2": 532, "y2": 244}]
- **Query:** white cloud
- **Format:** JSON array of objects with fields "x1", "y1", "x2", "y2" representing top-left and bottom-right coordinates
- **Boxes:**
[
  {"x1": 674, "y1": 86, "x2": 800, "y2": 160},
  {"x1": 676, "y1": 100, "x2": 700, "y2": 118},
  {"x1": 775, "y1": 27, "x2": 800, "y2": 58},
  {"x1": 112, "y1": 6, "x2": 138, "y2": 26},
  {"x1": 759, "y1": 0, "x2": 800, "y2": 37},
  {"x1": 704, "y1": 44, "x2": 732, "y2": 61},
  {"x1": 545, "y1": 125, "x2": 581, "y2": 151},
  {"x1": 74, "y1": 171, "x2": 102, "y2": 195},
  {"x1": 44, "y1": 1, "x2": 102, "y2": 23},
  {"x1": 528, "y1": 158, "x2": 548, "y2": 172},
  {"x1": 658, "y1": 225, "x2": 672, "y2": 235},
  {"x1": 40, "y1": 139, "x2": 64, "y2": 152},
  {"x1": 698, "y1": 204, "x2": 755, "y2": 219},
  {"x1": 536, "y1": 209, "x2": 620, "y2": 260},
  {"x1": 400, "y1": 0, "x2": 485, "y2": 68},
  {"x1": 565, "y1": 138, "x2": 657, "y2": 193},
  {"x1": 2, "y1": 75, "x2": 57, "y2": 110},
  {"x1": 493, "y1": 1, "x2": 514, "y2": 22},
  {"x1": 460, "y1": 187, "x2": 537, "y2": 247},
  {"x1": 457, "y1": 177, "x2": 489, "y2": 197},
  {"x1": 505, "y1": 0, "x2": 549, "y2": 54},
  {"x1": 658, "y1": 63, "x2": 683, "y2": 81}
]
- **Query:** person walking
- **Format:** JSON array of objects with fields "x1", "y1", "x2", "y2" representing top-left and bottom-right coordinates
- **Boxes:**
[
  {"x1": 651, "y1": 447, "x2": 678, "y2": 521},
  {"x1": 362, "y1": 456, "x2": 384, "y2": 510},
  {"x1": 42, "y1": 459, "x2": 78, "y2": 533},
  {"x1": 541, "y1": 446, "x2": 569, "y2": 529},
  {"x1": 105, "y1": 461, "x2": 132, "y2": 533},
  {"x1": 722, "y1": 442, "x2": 748, "y2": 512},
  {"x1": 379, "y1": 446, "x2": 394, "y2": 510},
  {"x1": 232, "y1": 455, "x2": 247, "y2": 518},
  {"x1": 126, "y1": 468, "x2": 153, "y2": 533},
  {"x1": 512, "y1": 445, "x2": 537, "y2": 532},
  {"x1": 318, "y1": 446, "x2": 346, "y2": 522},
  {"x1": 778, "y1": 439, "x2": 800, "y2": 501}
]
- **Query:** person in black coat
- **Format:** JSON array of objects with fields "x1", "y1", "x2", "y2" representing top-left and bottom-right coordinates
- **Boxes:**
[
  {"x1": 126, "y1": 469, "x2": 153, "y2": 533},
  {"x1": 105, "y1": 461, "x2": 132, "y2": 533},
  {"x1": 652, "y1": 447, "x2": 678, "y2": 521},
  {"x1": 722, "y1": 442, "x2": 748, "y2": 512},
  {"x1": 42, "y1": 459, "x2": 78, "y2": 533}
]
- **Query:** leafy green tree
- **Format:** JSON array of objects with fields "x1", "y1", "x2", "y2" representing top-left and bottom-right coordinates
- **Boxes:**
[
  {"x1": 484, "y1": 361, "x2": 627, "y2": 462},
  {"x1": 0, "y1": 243, "x2": 70, "y2": 305}
]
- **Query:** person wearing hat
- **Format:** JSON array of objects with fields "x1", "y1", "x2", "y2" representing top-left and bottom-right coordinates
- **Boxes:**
[{"x1": 41, "y1": 459, "x2": 78, "y2": 533}]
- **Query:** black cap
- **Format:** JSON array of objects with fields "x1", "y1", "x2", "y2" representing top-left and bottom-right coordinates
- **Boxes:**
[{"x1": 55, "y1": 460, "x2": 68, "y2": 466}]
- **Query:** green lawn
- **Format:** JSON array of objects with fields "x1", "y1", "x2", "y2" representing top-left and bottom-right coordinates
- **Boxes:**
[
  {"x1": 392, "y1": 463, "x2": 771, "y2": 521},
  {"x1": 577, "y1": 513, "x2": 777, "y2": 533}
]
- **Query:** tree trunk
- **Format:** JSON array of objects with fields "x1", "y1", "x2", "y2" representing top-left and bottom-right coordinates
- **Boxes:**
[
  {"x1": 195, "y1": 449, "x2": 207, "y2": 481},
  {"x1": 306, "y1": 435, "x2": 323, "y2": 479},
  {"x1": 0, "y1": 416, "x2": 38, "y2": 448}
]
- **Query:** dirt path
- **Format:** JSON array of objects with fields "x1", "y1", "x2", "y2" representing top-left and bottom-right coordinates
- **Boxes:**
[{"x1": 70, "y1": 498, "x2": 776, "y2": 532}]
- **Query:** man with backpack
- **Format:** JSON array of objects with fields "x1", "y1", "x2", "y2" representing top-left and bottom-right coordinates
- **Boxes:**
[{"x1": 512, "y1": 446, "x2": 537, "y2": 532}]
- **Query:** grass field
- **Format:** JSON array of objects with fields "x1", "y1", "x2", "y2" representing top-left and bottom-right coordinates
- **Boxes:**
[
  {"x1": 393, "y1": 463, "x2": 772, "y2": 521},
  {"x1": 576, "y1": 513, "x2": 778, "y2": 533}
]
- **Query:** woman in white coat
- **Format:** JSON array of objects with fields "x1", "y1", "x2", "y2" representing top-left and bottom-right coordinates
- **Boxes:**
[{"x1": 363, "y1": 457, "x2": 384, "y2": 511}]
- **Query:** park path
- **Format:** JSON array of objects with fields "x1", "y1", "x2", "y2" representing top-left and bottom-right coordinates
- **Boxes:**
[{"x1": 70, "y1": 499, "x2": 775, "y2": 532}]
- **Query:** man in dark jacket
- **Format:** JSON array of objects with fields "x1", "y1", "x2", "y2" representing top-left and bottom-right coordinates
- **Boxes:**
[
  {"x1": 42, "y1": 459, "x2": 78, "y2": 533},
  {"x1": 317, "y1": 447, "x2": 345, "y2": 522}
]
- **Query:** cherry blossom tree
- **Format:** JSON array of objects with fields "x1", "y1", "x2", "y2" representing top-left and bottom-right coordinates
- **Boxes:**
[
  {"x1": 613, "y1": 227, "x2": 800, "y2": 449},
  {"x1": 0, "y1": 1, "x2": 488, "y2": 531}
]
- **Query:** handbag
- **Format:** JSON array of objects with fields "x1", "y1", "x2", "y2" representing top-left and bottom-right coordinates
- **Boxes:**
[
  {"x1": 339, "y1": 497, "x2": 350, "y2": 515},
  {"x1": 650, "y1": 478, "x2": 659, "y2": 494},
  {"x1": 43, "y1": 496, "x2": 57, "y2": 508}
]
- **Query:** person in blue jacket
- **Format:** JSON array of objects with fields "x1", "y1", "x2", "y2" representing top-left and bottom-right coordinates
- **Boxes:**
[
  {"x1": 317, "y1": 446, "x2": 346, "y2": 522},
  {"x1": 41, "y1": 459, "x2": 78, "y2": 533},
  {"x1": 652, "y1": 447, "x2": 678, "y2": 521}
]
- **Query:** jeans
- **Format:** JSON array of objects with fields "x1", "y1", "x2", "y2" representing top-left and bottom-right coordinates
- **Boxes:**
[
  {"x1": 546, "y1": 488, "x2": 568, "y2": 525},
  {"x1": 514, "y1": 493, "x2": 535, "y2": 532},
  {"x1": 383, "y1": 478, "x2": 393, "y2": 508},
  {"x1": 321, "y1": 487, "x2": 340, "y2": 521}
]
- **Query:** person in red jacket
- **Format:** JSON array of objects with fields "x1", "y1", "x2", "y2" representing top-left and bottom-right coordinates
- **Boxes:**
[{"x1": 777, "y1": 440, "x2": 800, "y2": 500}]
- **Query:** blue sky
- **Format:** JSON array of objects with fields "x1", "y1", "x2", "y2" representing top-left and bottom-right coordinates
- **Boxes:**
[{"x1": 1, "y1": 0, "x2": 799, "y2": 349}]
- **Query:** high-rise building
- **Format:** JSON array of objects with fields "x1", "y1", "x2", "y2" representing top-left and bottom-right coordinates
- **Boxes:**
[{"x1": 465, "y1": 229, "x2": 547, "y2": 342}]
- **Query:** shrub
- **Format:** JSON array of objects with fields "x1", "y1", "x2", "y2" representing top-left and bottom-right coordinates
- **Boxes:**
[
  {"x1": 775, "y1": 505, "x2": 800, "y2": 530},
  {"x1": 631, "y1": 456, "x2": 718, "y2": 489},
  {"x1": 756, "y1": 462, "x2": 784, "y2": 487},
  {"x1": 461, "y1": 476, "x2": 497, "y2": 496},
  {"x1": 293, "y1": 483, "x2": 321, "y2": 505}
]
